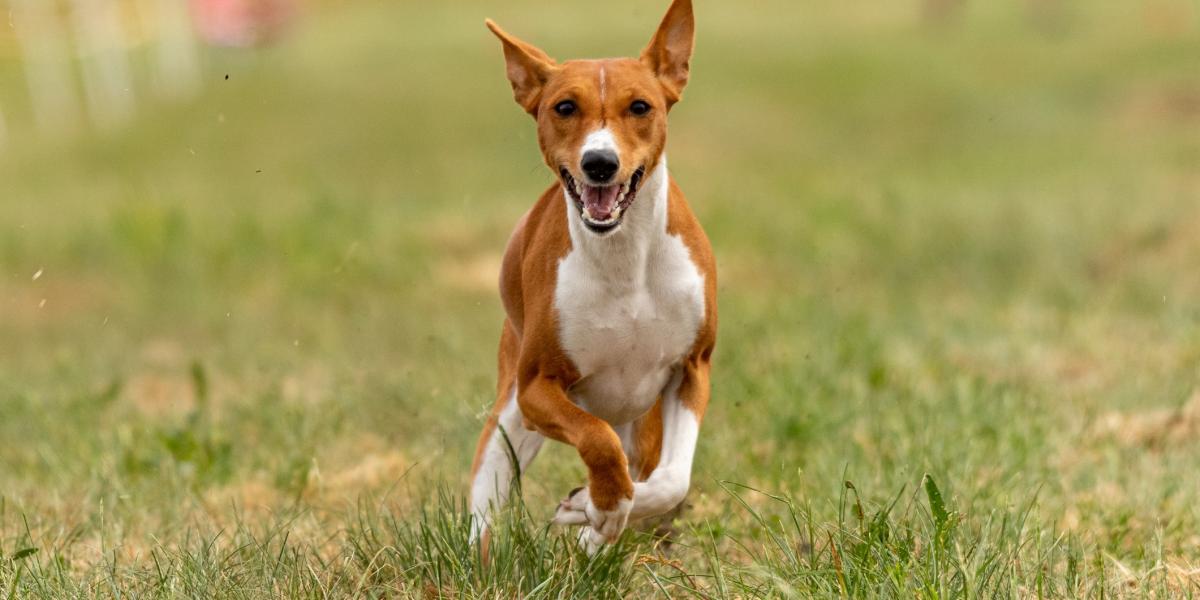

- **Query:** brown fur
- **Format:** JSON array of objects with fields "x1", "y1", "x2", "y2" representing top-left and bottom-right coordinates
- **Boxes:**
[
  {"x1": 474, "y1": 0, "x2": 714, "y2": 525},
  {"x1": 632, "y1": 399, "x2": 665, "y2": 480}
]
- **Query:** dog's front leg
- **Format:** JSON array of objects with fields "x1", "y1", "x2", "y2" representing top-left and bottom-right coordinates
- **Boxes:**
[
  {"x1": 519, "y1": 373, "x2": 634, "y2": 550},
  {"x1": 556, "y1": 355, "x2": 711, "y2": 527}
]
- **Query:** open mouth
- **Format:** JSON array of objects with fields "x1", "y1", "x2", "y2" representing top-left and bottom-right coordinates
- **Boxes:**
[{"x1": 560, "y1": 166, "x2": 646, "y2": 234}]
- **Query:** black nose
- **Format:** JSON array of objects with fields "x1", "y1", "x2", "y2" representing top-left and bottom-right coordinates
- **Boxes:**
[{"x1": 581, "y1": 150, "x2": 619, "y2": 183}]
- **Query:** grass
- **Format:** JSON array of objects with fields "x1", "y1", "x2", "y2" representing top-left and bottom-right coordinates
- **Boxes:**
[{"x1": 1, "y1": 0, "x2": 1199, "y2": 596}]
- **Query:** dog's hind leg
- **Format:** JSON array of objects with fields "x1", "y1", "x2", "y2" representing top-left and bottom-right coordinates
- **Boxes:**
[
  {"x1": 621, "y1": 399, "x2": 686, "y2": 543},
  {"x1": 469, "y1": 321, "x2": 544, "y2": 549},
  {"x1": 626, "y1": 360, "x2": 708, "y2": 522},
  {"x1": 469, "y1": 387, "x2": 543, "y2": 546}
]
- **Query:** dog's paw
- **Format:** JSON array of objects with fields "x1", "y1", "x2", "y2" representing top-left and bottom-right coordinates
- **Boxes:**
[
  {"x1": 552, "y1": 486, "x2": 590, "y2": 525},
  {"x1": 576, "y1": 526, "x2": 606, "y2": 554},
  {"x1": 552, "y1": 485, "x2": 632, "y2": 551},
  {"x1": 584, "y1": 495, "x2": 632, "y2": 543}
]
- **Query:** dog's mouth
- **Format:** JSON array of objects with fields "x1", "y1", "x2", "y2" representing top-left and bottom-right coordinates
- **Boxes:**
[{"x1": 560, "y1": 166, "x2": 646, "y2": 234}]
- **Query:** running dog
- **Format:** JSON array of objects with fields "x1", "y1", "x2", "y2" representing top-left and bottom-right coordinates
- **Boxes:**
[{"x1": 471, "y1": 0, "x2": 716, "y2": 552}]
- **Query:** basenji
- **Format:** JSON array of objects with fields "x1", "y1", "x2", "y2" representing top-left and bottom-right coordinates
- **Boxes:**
[{"x1": 471, "y1": 0, "x2": 716, "y2": 553}]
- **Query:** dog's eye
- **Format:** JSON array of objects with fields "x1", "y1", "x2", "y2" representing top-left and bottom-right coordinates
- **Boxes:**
[
  {"x1": 629, "y1": 100, "x2": 651, "y2": 116},
  {"x1": 554, "y1": 100, "x2": 577, "y2": 117}
]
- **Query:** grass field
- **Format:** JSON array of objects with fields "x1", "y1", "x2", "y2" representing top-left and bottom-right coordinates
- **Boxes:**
[{"x1": 2, "y1": 1, "x2": 1199, "y2": 597}]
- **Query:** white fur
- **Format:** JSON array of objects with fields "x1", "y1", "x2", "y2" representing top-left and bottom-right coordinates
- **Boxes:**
[
  {"x1": 469, "y1": 389, "x2": 544, "y2": 542},
  {"x1": 581, "y1": 496, "x2": 632, "y2": 552},
  {"x1": 555, "y1": 367, "x2": 702, "y2": 527},
  {"x1": 580, "y1": 127, "x2": 619, "y2": 163},
  {"x1": 551, "y1": 157, "x2": 708, "y2": 542},
  {"x1": 555, "y1": 157, "x2": 706, "y2": 426},
  {"x1": 496, "y1": 155, "x2": 706, "y2": 550},
  {"x1": 629, "y1": 369, "x2": 700, "y2": 520},
  {"x1": 553, "y1": 490, "x2": 633, "y2": 554}
]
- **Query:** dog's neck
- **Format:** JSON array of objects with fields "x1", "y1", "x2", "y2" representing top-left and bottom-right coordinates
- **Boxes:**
[{"x1": 562, "y1": 156, "x2": 670, "y2": 276}]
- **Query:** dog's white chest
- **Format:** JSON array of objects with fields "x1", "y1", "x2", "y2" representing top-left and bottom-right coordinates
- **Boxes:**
[{"x1": 554, "y1": 233, "x2": 705, "y2": 425}]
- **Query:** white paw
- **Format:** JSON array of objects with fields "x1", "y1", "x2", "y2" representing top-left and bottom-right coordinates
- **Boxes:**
[
  {"x1": 576, "y1": 526, "x2": 605, "y2": 554},
  {"x1": 552, "y1": 486, "x2": 590, "y2": 525},
  {"x1": 552, "y1": 486, "x2": 632, "y2": 551}
]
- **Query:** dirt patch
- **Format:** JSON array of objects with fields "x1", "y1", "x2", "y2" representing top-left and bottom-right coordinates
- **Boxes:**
[
  {"x1": 139, "y1": 339, "x2": 188, "y2": 366},
  {"x1": 1163, "y1": 558, "x2": 1200, "y2": 591},
  {"x1": 123, "y1": 372, "x2": 197, "y2": 419},
  {"x1": 1089, "y1": 210, "x2": 1200, "y2": 287},
  {"x1": 946, "y1": 338, "x2": 1108, "y2": 397},
  {"x1": 1091, "y1": 390, "x2": 1200, "y2": 450},
  {"x1": 1104, "y1": 554, "x2": 1200, "y2": 595},
  {"x1": 318, "y1": 451, "x2": 410, "y2": 494},
  {"x1": 1, "y1": 275, "x2": 114, "y2": 326},
  {"x1": 1139, "y1": 0, "x2": 1198, "y2": 36},
  {"x1": 203, "y1": 479, "x2": 285, "y2": 515},
  {"x1": 1113, "y1": 80, "x2": 1200, "y2": 132},
  {"x1": 280, "y1": 366, "x2": 333, "y2": 407}
]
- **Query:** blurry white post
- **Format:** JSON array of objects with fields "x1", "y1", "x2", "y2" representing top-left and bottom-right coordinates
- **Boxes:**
[
  {"x1": 10, "y1": 0, "x2": 82, "y2": 135},
  {"x1": 69, "y1": 0, "x2": 136, "y2": 130},
  {"x1": 135, "y1": 0, "x2": 202, "y2": 99}
]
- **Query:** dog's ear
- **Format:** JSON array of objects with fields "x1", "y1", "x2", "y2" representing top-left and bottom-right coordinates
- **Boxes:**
[
  {"x1": 485, "y1": 19, "x2": 558, "y2": 116},
  {"x1": 640, "y1": 0, "x2": 694, "y2": 108}
]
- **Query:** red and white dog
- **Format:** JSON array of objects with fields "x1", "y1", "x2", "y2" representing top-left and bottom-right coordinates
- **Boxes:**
[{"x1": 471, "y1": 0, "x2": 716, "y2": 552}]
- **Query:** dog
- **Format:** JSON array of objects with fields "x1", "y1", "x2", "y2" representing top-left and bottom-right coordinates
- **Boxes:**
[{"x1": 471, "y1": 0, "x2": 716, "y2": 553}]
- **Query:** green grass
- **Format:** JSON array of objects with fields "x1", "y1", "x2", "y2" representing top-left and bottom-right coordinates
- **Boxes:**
[{"x1": 2, "y1": 0, "x2": 1199, "y2": 597}]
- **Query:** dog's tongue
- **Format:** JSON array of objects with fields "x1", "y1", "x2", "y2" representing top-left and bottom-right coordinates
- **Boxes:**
[{"x1": 582, "y1": 185, "x2": 620, "y2": 221}]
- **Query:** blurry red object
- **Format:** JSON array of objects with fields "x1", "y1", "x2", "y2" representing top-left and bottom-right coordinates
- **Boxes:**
[{"x1": 191, "y1": 0, "x2": 296, "y2": 47}]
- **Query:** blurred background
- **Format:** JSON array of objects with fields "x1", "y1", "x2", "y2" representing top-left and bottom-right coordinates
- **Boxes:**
[{"x1": 1, "y1": 0, "x2": 1198, "y2": 589}]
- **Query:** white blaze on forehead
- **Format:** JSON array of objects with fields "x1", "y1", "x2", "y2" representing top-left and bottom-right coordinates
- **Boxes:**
[
  {"x1": 599, "y1": 65, "x2": 607, "y2": 105},
  {"x1": 581, "y1": 127, "x2": 619, "y2": 160}
]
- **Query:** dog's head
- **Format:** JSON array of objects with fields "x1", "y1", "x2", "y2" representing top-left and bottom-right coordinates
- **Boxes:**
[{"x1": 486, "y1": 0, "x2": 694, "y2": 235}]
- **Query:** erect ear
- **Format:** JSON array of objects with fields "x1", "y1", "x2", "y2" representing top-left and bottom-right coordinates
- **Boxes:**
[
  {"x1": 639, "y1": 0, "x2": 694, "y2": 107},
  {"x1": 485, "y1": 19, "x2": 558, "y2": 116}
]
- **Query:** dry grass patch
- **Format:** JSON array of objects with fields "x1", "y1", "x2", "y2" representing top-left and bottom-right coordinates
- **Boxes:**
[{"x1": 1092, "y1": 389, "x2": 1200, "y2": 450}]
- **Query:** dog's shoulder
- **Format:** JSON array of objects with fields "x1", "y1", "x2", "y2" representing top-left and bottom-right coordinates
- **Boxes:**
[
  {"x1": 665, "y1": 178, "x2": 717, "y2": 357},
  {"x1": 499, "y1": 182, "x2": 580, "y2": 379},
  {"x1": 665, "y1": 178, "x2": 712, "y2": 270},
  {"x1": 499, "y1": 183, "x2": 572, "y2": 320}
]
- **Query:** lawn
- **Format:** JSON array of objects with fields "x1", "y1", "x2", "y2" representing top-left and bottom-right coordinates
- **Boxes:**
[{"x1": 1, "y1": 1, "x2": 1199, "y2": 597}]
